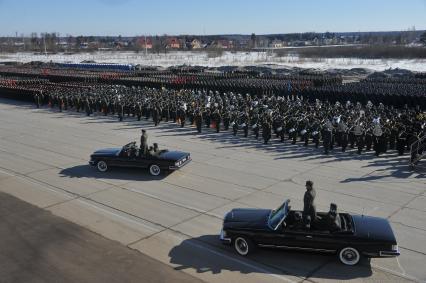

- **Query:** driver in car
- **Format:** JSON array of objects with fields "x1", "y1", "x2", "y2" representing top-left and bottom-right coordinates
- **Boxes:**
[
  {"x1": 129, "y1": 144, "x2": 137, "y2": 158},
  {"x1": 288, "y1": 211, "x2": 304, "y2": 230}
]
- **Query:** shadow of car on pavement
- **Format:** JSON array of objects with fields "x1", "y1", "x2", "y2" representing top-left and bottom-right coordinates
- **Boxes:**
[
  {"x1": 168, "y1": 235, "x2": 373, "y2": 280},
  {"x1": 59, "y1": 165, "x2": 169, "y2": 181}
]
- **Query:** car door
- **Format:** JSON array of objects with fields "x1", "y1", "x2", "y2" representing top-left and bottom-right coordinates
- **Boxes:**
[
  {"x1": 111, "y1": 149, "x2": 133, "y2": 167},
  {"x1": 287, "y1": 230, "x2": 338, "y2": 253},
  {"x1": 255, "y1": 225, "x2": 301, "y2": 248},
  {"x1": 274, "y1": 229, "x2": 311, "y2": 249},
  {"x1": 135, "y1": 153, "x2": 152, "y2": 168}
]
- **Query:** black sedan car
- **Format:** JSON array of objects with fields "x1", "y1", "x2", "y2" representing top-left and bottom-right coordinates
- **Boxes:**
[
  {"x1": 89, "y1": 142, "x2": 191, "y2": 176},
  {"x1": 220, "y1": 200, "x2": 400, "y2": 265}
]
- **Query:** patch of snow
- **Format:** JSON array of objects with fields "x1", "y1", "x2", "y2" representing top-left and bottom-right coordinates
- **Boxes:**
[{"x1": 1, "y1": 51, "x2": 426, "y2": 72}]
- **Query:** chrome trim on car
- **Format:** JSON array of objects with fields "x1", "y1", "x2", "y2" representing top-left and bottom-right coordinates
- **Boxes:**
[
  {"x1": 379, "y1": 250, "x2": 400, "y2": 257},
  {"x1": 257, "y1": 244, "x2": 336, "y2": 253},
  {"x1": 219, "y1": 229, "x2": 231, "y2": 243},
  {"x1": 89, "y1": 160, "x2": 96, "y2": 166},
  {"x1": 169, "y1": 156, "x2": 191, "y2": 170}
]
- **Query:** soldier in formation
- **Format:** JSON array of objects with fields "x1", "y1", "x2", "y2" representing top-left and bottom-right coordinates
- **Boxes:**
[{"x1": 1, "y1": 68, "x2": 425, "y2": 160}]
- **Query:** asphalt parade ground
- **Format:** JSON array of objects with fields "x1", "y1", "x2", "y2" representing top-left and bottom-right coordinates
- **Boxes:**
[
  {"x1": 0, "y1": 191, "x2": 202, "y2": 283},
  {"x1": 0, "y1": 98, "x2": 425, "y2": 283}
]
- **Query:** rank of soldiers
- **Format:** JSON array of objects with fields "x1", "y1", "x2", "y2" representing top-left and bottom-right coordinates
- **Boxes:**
[{"x1": 0, "y1": 65, "x2": 425, "y2": 159}]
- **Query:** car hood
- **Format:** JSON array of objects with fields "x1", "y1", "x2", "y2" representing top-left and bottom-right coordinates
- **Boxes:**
[
  {"x1": 223, "y1": 208, "x2": 271, "y2": 230},
  {"x1": 352, "y1": 215, "x2": 397, "y2": 243},
  {"x1": 92, "y1": 148, "x2": 121, "y2": 156},
  {"x1": 158, "y1": 150, "x2": 189, "y2": 161}
]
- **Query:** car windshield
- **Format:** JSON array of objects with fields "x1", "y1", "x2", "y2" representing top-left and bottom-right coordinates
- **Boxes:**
[
  {"x1": 122, "y1": 142, "x2": 136, "y2": 151},
  {"x1": 268, "y1": 201, "x2": 289, "y2": 230},
  {"x1": 119, "y1": 142, "x2": 137, "y2": 156}
]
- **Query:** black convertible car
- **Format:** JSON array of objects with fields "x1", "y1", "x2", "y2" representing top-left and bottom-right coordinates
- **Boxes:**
[
  {"x1": 220, "y1": 200, "x2": 400, "y2": 265},
  {"x1": 89, "y1": 142, "x2": 191, "y2": 176}
]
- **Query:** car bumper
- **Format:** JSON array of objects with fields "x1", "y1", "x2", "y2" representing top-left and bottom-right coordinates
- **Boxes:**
[
  {"x1": 219, "y1": 229, "x2": 231, "y2": 244},
  {"x1": 169, "y1": 156, "x2": 192, "y2": 170},
  {"x1": 379, "y1": 250, "x2": 400, "y2": 257},
  {"x1": 363, "y1": 249, "x2": 400, "y2": 258},
  {"x1": 89, "y1": 160, "x2": 96, "y2": 166}
]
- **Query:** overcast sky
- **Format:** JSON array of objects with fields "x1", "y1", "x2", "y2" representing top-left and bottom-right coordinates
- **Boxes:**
[{"x1": 0, "y1": 0, "x2": 425, "y2": 36}]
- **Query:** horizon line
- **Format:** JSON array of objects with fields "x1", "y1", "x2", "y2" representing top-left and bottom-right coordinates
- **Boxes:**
[{"x1": 1, "y1": 29, "x2": 425, "y2": 38}]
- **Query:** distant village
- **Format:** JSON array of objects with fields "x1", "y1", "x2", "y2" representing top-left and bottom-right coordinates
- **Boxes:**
[{"x1": 0, "y1": 30, "x2": 425, "y2": 54}]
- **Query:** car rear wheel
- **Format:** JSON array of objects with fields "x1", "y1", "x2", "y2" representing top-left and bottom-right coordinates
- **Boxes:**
[
  {"x1": 97, "y1": 160, "x2": 108, "y2": 172},
  {"x1": 149, "y1": 164, "x2": 161, "y2": 176},
  {"x1": 339, "y1": 247, "x2": 360, "y2": 265},
  {"x1": 234, "y1": 236, "x2": 255, "y2": 256}
]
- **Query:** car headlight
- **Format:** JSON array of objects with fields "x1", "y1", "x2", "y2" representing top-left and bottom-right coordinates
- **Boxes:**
[{"x1": 392, "y1": 244, "x2": 398, "y2": 251}]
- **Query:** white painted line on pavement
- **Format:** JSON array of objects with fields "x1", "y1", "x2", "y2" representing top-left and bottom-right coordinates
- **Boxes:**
[
  {"x1": 0, "y1": 168, "x2": 15, "y2": 177},
  {"x1": 74, "y1": 198, "x2": 161, "y2": 233},
  {"x1": 396, "y1": 257, "x2": 407, "y2": 276},
  {"x1": 124, "y1": 187, "x2": 207, "y2": 214},
  {"x1": 371, "y1": 263, "x2": 420, "y2": 283},
  {"x1": 0, "y1": 168, "x2": 75, "y2": 199}
]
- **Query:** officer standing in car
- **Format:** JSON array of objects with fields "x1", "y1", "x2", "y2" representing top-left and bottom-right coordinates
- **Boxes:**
[
  {"x1": 140, "y1": 129, "x2": 148, "y2": 156},
  {"x1": 303, "y1": 180, "x2": 317, "y2": 222}
]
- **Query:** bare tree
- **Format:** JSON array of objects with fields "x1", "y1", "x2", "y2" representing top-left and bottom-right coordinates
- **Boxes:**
[
  {"x1": 30, "y1": 32, "x2": 39, "y2": 51},
  {"x1": 152, "y1": 35, "x2": 162, "y2": 54}
]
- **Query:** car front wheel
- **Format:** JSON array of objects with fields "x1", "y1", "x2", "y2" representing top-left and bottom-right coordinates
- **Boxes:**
[
  {"x1": 97, "y1": 160, "x2": 108, "y2": 172},
  {"x1": 149, "y1": 164, "x2": 161, "y2": 176},
  {"x1": 339, "y1": 247, "x2": 361, "y2": 265},
  {"x1": 234, "y1": 236, "x2": 255, "y2": 256}
]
